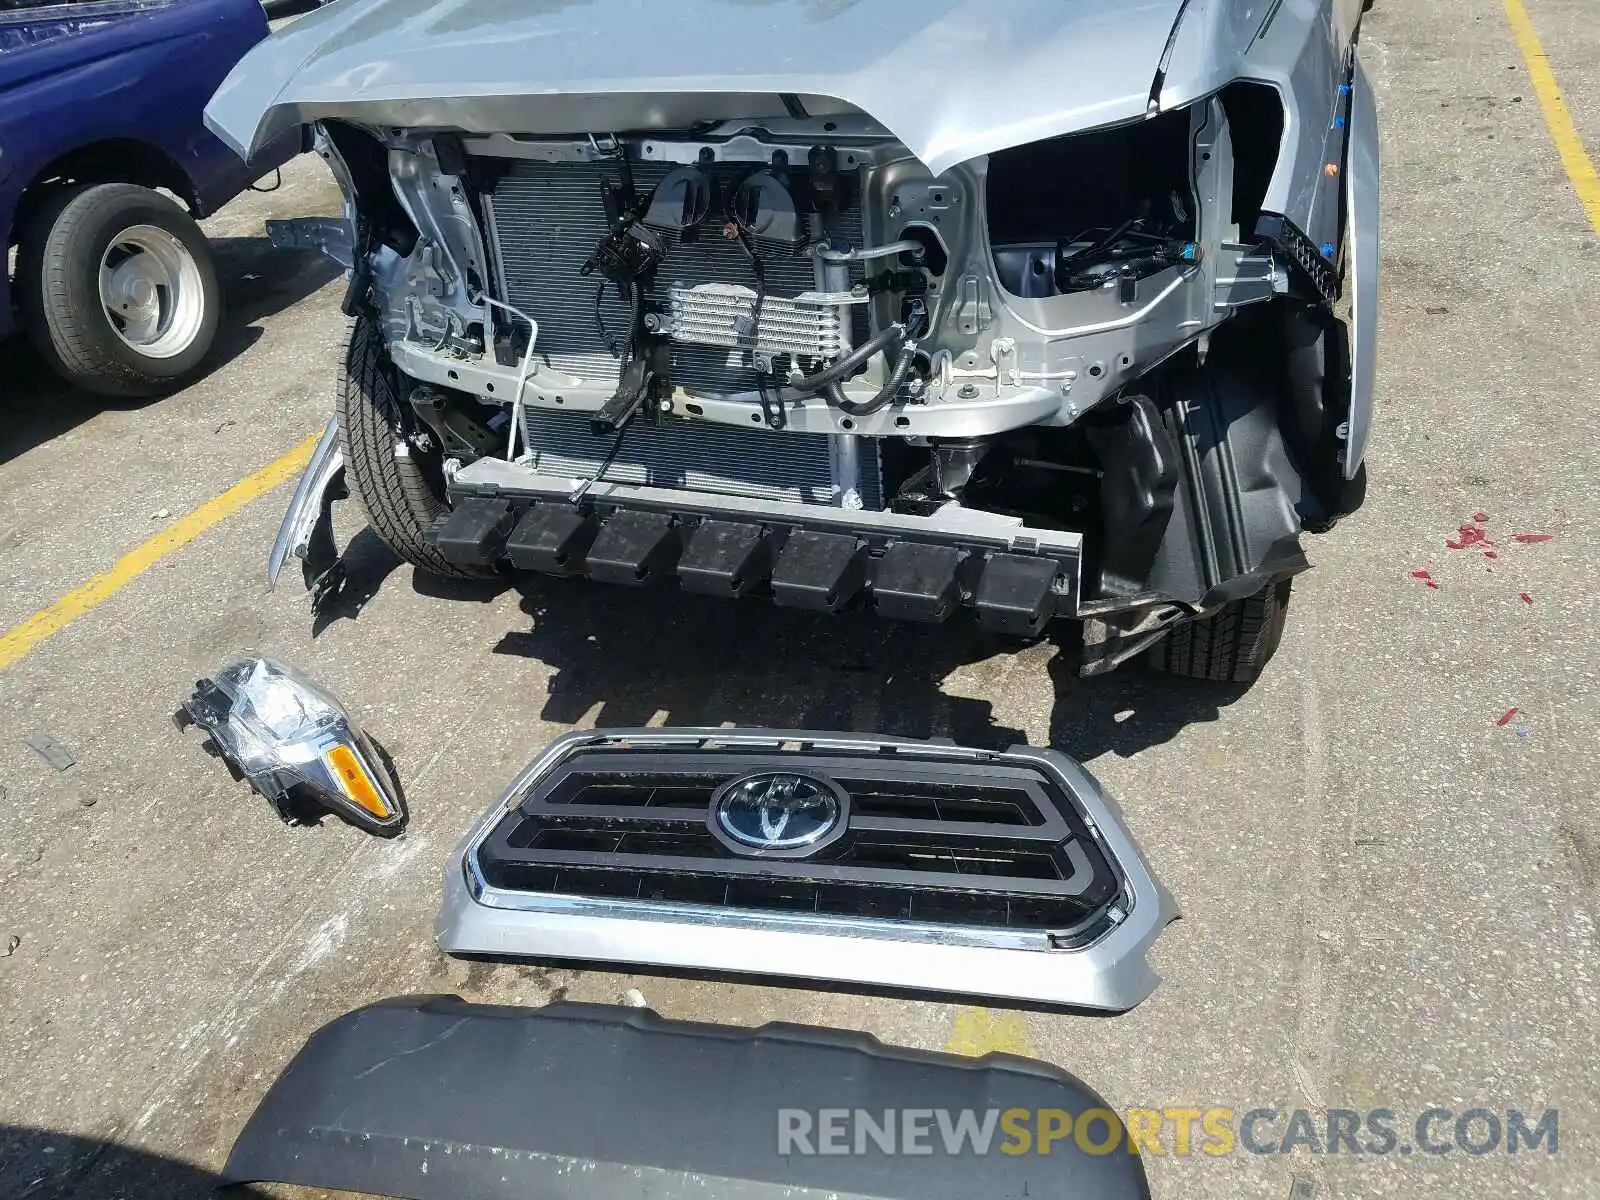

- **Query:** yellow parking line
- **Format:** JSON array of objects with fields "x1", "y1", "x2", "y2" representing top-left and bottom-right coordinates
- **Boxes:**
[
  {"x1": 0, "y1": 434, "x2": 319, "y2": 673},
  {"x1": 945, "y1": 1007, "x2": 1034, "y2": 1057},
  {"x1": 1503, "y1": 0, "x2": 1600, "y2": 236}
]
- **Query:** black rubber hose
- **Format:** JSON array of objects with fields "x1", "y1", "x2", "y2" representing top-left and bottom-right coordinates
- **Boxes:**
[
  {"x1": 823, "y1": 339, "x2": 918, "y2": 417},
  {"x1": 732, "y1": 225, "x2": 767, "y2": 347},
  {"x1": 787, "y1": 323, "x2": 905, "y2": 396},
  {"x1": 594, "y1": 278, "x2": 642, "y2": 361},
  {"x1": 619, "y1": 279, "x2": 643, "y2": 367}
]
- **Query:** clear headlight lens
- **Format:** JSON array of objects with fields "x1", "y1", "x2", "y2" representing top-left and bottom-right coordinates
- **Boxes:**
[{"x1": 176, "y1": 653, "x2": 405, "y2": 837}]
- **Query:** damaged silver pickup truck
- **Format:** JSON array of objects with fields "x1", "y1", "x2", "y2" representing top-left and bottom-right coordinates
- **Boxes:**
[{"x1": 210, "y1": 0, "x2": 1378, "y2": 682}]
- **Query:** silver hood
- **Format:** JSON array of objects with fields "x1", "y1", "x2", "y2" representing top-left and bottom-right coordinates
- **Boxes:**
[{"x1": 208, "y1": 0, "x2": 1184, "y2": 175}]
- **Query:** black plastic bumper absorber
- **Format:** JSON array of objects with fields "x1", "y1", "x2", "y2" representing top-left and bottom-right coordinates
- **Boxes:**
[
  {"x1": 677, "y1": 521, "x2": 772, "y2": 597},
  {"x1": 505, "y1": 504, "x2": 598, "y2": 575},
  {"x1": 430, "y1": 499, "x2": 516, "y2": 567},
  {"x1": 771, "y1": 531, "x2": 867, "y2": 612},
  {"x1": 974, "y1": 554, "x2": 1064, "y2": 637},
  {"x1": 584, "y1": 510, "x2": 681, "y2": 585},
  {"x1": 872, "y1": 543, "x2": 967, "y2": 622}
]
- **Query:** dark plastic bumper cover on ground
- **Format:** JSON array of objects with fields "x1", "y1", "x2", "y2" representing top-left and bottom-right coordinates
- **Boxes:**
[{"x1": 223, "y1": 995, "x2": 1150, "y2": 1200}]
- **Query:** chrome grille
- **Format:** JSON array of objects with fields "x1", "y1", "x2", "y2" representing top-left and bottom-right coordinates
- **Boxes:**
[{"x1": 476, "y1": 748, "x2": 1121, "y2": 936}]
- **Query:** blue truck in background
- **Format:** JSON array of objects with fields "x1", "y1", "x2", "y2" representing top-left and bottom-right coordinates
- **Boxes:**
[{"x1": 1, "y1": 0, "x2": 292, "y2": 396}]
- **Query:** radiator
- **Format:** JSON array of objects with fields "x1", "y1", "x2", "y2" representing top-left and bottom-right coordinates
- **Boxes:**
[
  {"x1": 485, "y1": 160, "x2": 866, "y2": 396},
  {"x1": 518, "y1": 407, "x2": 881, "y2": 508},
  {"x1": 487, "y1": 158, "x2": 877, "y2": 508}
]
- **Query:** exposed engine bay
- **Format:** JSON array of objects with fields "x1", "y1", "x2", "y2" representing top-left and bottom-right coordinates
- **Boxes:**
[
  {"x1": 224, "y1": 0, "x2": 1378, "y2": 681},
  {"x1": 370, "y1": 106, "x2": 1260, "y2": 483}
]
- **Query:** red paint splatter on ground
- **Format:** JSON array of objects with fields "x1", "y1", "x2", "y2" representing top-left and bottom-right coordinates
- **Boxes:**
[
  {"x1": 1446, "y1": 524, "x2": 1495, "y2": 550},
  {"x1": 1410, "y1": 569, "x2": 1439, "y2": 589},
  {"x1": 1511, "y1": 532, "x2": 1553, "y2": 544},
  {"x1": 1495, "y1": 707, "x2": 1519, "y2": 727},
  {"x1": 1473, "y1": 512, "x2": 1489, "y2": 523},
  {"x1": 1482, "y1": 550, "x2": 1498, "y2": 560},
  {"x1": 1520, "y1": 592, "x2": 1533, "y2": 604}
]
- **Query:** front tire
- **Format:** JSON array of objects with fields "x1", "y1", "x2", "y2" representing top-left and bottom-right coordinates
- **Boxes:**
[
  {"x1": 17, "y1": 183, "x2": 221, "y2": 398},
  {"x1": 338, "y1": 316, "x2": 487, "y2": 578},
  {"x1": 1147, "y1": 579, "x2": 1293, "y2": 683}
]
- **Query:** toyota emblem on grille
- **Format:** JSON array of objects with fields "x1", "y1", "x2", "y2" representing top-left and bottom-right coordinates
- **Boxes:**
[{"x1": 709, "y1": 771, "x2": 849, "y2": 858}]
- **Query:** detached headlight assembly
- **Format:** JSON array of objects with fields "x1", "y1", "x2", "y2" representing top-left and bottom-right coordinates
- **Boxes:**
[{"x1": 175, "y1": 654, "x2": 405, "y2": 837}]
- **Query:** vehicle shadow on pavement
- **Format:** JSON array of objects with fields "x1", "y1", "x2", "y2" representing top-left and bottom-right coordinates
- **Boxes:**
[
  {"x1": 0, "y1": 1125, "x2": 266, "y2": 1200},
  {"x1": 1045, "y1": 646, "x2": 1250, "y2": 761},
  {"x1": 0, "y1": 240, "x2": 338, "y2": 466},
  {"x1": 309, "y1": 526, "x2": 507, "y2": 634},
  {"x1": 210, "y1": 237, "x2": 342, "y2": 328},
  {"x1": 310, "y1": 526, "x2": 406, "y2": 635},
  {"x1": 473, "y1": 577, "x2": 1246, "y2": 760},
  {"x1": 0, "y1": 330, "x2": 255, "y2": 466}
]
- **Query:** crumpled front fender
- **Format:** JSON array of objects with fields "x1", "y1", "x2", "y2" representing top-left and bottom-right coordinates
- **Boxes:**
[{"x1": 267, "y1": 417, "x2": 346, "y2": 595}]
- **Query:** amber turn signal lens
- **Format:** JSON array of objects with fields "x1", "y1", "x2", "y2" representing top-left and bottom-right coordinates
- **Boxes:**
[{"x1": 325, "y1": 743, "x2": 392, "y2": 819}]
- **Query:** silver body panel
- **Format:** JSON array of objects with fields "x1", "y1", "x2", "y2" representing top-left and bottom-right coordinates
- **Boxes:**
[
  {"x1": 1159, "y1": 0, "x2": 1359, "y2": 256},
  {"x1": 1344, "y1": 55, "x2": 1380, "y2": 479},
  {"x1": 264, "y1": 217, "x2": 353, "y2": 270},
  {"x1": 206, "y1": 0, "x2": 1182, "y2": 176},
  {"x1": 266, "y1": 417, "x2": 343, "y2": 590},
  {"x1": 435, "y1": 729, "x2": 1178, "y2": 1011},
  {"x1": 206, "y1": 0, "x2": 1363, "y2": 253}
]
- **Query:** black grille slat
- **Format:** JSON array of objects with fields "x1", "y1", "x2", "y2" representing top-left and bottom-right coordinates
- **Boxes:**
[
  {"x1": 537, "y1": 755, "x2": 1062, "y2": 833},
  {"x1": 498, "y1": 846, "x2": 1088, "y2": 897},
  {"x1": 582, "y1": 785, "x2": 708, "y2": 809},
  {"x1": 843, "y1": 782, "x2": 1042, "y2": 827},
  {"x1": 845, "y1": 841, "x2": 1062, "y2": 881},
  {"x1": 477, "y1": 748, "x2": 1120, "y2": 932},
  {"x1": 537, "y1": 805, "x2": 710, "y2": 826},
  {"x1": 511, "y1": 816, "x2": 1077, "y2": 882},
  {"x1": 847, "y1": 815, "x2": 1051, "y2": 843},
  {"x1": 549, "y1": 774, "x2": 716, "y2": 808},
  {"x1": 533, "y1": 807, "x2": 1056, "y2": 844}
]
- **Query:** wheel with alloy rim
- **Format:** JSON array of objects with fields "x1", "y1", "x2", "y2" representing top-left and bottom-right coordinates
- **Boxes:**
[{"x1": 17, "y1": 183, "x2": 221, "y2": 398}]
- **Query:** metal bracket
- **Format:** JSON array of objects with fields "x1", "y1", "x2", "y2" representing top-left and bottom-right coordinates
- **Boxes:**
[
  {"x1": 954, "y1": 273, "x2": 992, "y2": 336},
  {"x1": 265, "y1": 217, "x2": 353, "y2": 270},
  {"x1": 410, "y1": 386, "x2": 501, "y2": 459}
]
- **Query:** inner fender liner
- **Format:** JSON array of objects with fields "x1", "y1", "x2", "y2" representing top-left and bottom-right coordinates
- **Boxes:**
[
  {"x1": 1137, "y1": 351, "x2": 1315, "y2": 606},
  {"x1": 1279, "y1": 305, "x2": 1363, "y2": 525},
  {"x1": 1085, "y1": 395, "x2": 1179, "y2": 596},
  {"x1": 223, "y1": 995, "x2": 1151, "y2": 1200}
]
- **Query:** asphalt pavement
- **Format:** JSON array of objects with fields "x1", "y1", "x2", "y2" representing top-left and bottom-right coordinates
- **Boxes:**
[{"x1": 1, "y1": 0, "x2": 1597, "y2": 1197}]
